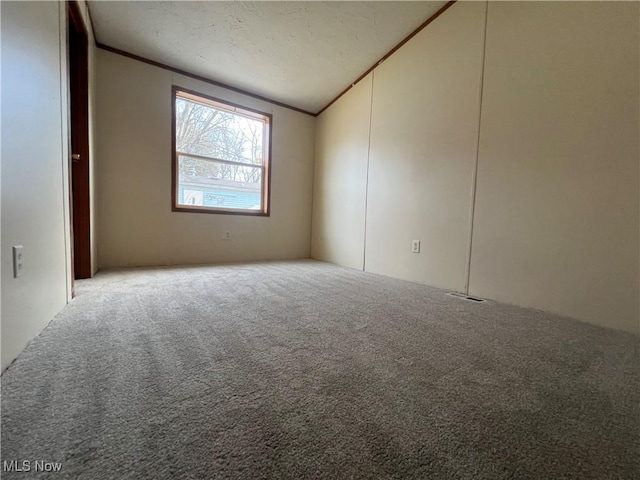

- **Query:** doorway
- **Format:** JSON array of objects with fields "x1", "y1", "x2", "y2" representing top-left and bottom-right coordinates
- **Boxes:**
[{"x1": 68, "y1": 1, "x2": 91, "y2": 280}]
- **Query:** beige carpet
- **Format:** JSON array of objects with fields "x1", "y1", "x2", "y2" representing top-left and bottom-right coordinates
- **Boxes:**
[{"x1": 2, "y1": 260, "x2": 639, "y2": 479}]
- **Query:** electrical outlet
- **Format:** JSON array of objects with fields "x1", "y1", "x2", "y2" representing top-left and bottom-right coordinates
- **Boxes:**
[
  {"x1": 411, "y1": 240, "x2": 420, "y2": 253},
  {"x1": 13, "y1": 245, "x2": 24, "y2": 277},
  {"x1": 221, "y1": 231, "x2": 231, "y2": 240}
]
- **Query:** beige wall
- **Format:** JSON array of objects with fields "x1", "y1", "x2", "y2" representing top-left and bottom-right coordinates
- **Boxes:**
[
  {"x1": 311, "y1": 74, "x2": 372, "y2": 270},
  {"x1": 90, "y1": 42, "x2": 99, "y2": 275},
  {"x1": 311, "y1": 1, "x2": 640, "y2": 333},
  {"x1": 1, "y1": 1, "x2": 71, "y2": 370},
  {"x1": 312, "y1": 0, "x2": 487, "y2": 291},
  {"x1": 96, "y1": 50, "x2": 315, "y2": 269},
  {"x1": 469, "y1": 1, "x2": 639, "y2": 333},
  {"x1": 365, "y1": 1, "x2": 486, "y2": 291}
]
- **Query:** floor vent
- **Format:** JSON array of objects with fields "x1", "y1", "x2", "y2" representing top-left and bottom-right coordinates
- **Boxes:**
[{"x1": 448, "y1": 292, "x2": 486, "y2": 303}]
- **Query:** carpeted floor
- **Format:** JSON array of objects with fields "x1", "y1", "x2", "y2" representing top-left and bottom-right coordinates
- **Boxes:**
[{"x1": 1, "y1": 260, "x2": 639, "y2": 479}]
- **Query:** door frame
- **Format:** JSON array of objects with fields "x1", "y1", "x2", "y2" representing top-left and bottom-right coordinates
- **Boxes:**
[{"x1": 67, "y1": 0, "x2": 92, "y2": 281}]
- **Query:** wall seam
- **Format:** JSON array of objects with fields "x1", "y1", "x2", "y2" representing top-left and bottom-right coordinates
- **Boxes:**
[
  {"x1": 362, "y1": 73, "x2": 375, "y2": 272},
  {"x1": 464, "y1": 0, "x2": 489, "y2": 295}
]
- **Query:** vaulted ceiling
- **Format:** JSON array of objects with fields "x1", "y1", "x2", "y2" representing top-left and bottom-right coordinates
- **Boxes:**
[{"x1": 88, "y1": 1, "x2": 447, "y2": 114}]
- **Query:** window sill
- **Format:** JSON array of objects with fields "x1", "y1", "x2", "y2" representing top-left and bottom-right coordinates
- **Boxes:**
[{"x1": 172, "y1": 205, "x2": 270, "y2": 217}]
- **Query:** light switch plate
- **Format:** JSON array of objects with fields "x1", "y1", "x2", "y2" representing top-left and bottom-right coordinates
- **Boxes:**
[{"x1": 13, "y1": 245, "x2": 24, "y2": 277}]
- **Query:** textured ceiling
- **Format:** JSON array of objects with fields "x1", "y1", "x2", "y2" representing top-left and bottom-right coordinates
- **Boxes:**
[{"x1": 89, "y1": 1, "x2": 447, "y2": 113}]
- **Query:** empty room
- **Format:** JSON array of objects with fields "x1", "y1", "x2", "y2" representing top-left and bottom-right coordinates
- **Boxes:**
[{"x1": 1, "y1": 0, "x2": 638, "y2": 478}]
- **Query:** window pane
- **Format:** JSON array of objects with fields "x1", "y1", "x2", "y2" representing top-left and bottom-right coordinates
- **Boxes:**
[
  {"x1": 178, "y1": 155, "x2": 262, "y2": 210},
  {"x1": 175, "y1": 98, "x2": 264, "y2": 166}
]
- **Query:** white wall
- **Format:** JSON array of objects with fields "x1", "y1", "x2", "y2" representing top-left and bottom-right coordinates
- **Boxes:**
[
  {"x1": 311, "y1": 1, "x2": 640, "y2": 334},
  {"x1": 96, "y1": 50, "x2": 315, "y2": 268},
  {"x1": 311, "y1": 74, "x2": 372, "y2": 270},
  {"x1": 469, "y1": 1, "x2": 639, "y2": 333},
  {"x1": 365, "y1": 1, "x2": 486, "y2": 291},
  {"x1": 1, "y1": 1, "x2": 71, "y2": 370}
]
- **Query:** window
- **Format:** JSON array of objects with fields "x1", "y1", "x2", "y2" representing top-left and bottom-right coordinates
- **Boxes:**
[{"x1": 172, "y1": 87, "x2": 271, "y2": 215}]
